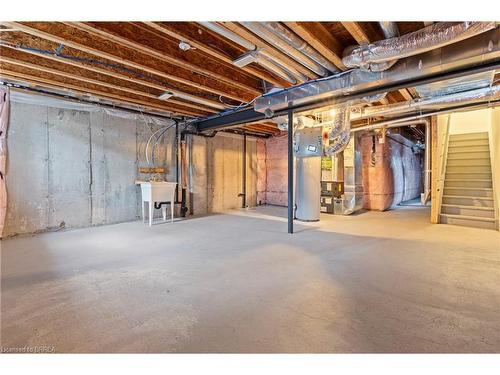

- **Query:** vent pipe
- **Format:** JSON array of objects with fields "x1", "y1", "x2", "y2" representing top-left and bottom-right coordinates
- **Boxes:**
[
  {"x1": 342, "y1": 22, "x2": 496, "y2": 71},
  {"x1": 260, "y1": 22, "x2": 340, "y2": 74},
  {"x1": 198, "y1": 22, "x2": 305, "y2": 84},
  {"x1": 378, "y1": 22, "x2": 400, "y2": 39},
  {"x1": 241, "y1": 22, "x2": 329, "y2": 77}
]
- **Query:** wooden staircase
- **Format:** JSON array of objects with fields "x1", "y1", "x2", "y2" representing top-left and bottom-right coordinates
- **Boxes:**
[{"x1": 439, "y1": 132, "x2": 497, "y2": 230}]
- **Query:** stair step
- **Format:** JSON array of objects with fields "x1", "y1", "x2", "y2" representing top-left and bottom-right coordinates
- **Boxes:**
[
  {"x1": 446, "y1": 165, "x2": 491, "y2": 173},
  {"x1": 447, "y1": 158, "x2": 491, "y2": 167},
  {"x1": 449, "y1": 140, "x2": 490, "y2": 148},
  {"x1": 445, "y1": 172, "x2": 492, "y2": 180},
  {"x1": 443, "y1": 187, "x2": 493, "y2": 198},
  {"x1": 441, "y1": 204, "x2": 495, "y2": 218},
  {"x1": 448, "y1": 145, "x2": 490, "y2": 153},
  {"x1": 442, "y1": 195, "x2": 494, "y2": 207},
  {"x1": 447, "y1": 151, "x2": 490, "y2": 159},
  {"x1": 440, "y1": 214, "x2": 497, "y2": 230},
  {"x1": 449, "y1": 132, "x2": 489, "y2": 141},
  {"x1": 444, "y1": 179, "x2": 492, "y2": 188}
]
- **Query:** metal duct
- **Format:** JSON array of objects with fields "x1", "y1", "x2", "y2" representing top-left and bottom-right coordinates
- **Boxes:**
[
  {"x1": 198, "y1": 22, "x2": 303, "y2": 84},
  {"x1": 350, "y1": 85, "x2": 500, "y2": 120},
  {"x1": 241, "y1": 22, "x2": 329, "y2": 77},
  {"x1": 260, "y1": 22, "x2": 340, "y2": 73},
  {"x1": 324, "y1": 104, "x2": 351, "y2": 155},
  {"x1": 199, "y1": 21, "x2": 255, "y2": 50},
  {"x1": 342, "y1": 22, "x2": 496, "y2": 71},
  {"x1": 253, "y1": 27, "x2": 500, "y2": 115},
  {"x1": 414, "y1": 71, "x2": 495, "y2": 97},
  {"x1": 378, "y1": 22, "x2": 400, "y2": 39}
]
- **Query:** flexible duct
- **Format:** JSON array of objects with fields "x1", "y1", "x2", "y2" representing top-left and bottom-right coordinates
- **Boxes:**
[
  {"x1": 324, "y1": 104, "x2": 351, "y2": 155},
  {"x1": 198, "y1": 22, "x2": 306, "y2": 84},
  {"x1": 253, "y1": 27, "x2": 500, "y2": 115},
  {"x1": 350, "y1": 85, "x2": 500, "y2": 120},
  {"x1": 260, "y1": 22, "x2": 340, "y2": 74},
  {"x1": 241, "y1": 22, "x2": 329, "y2": 77},
  {"x1": 342, "y1": 22, "x2": 496, "y2": 71}
]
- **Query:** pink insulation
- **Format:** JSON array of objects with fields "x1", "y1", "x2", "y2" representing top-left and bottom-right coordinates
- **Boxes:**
[
  {"x1": 257, "y1": 134, "x2": 289, "y2": 206},
  {"x1": 256, "y1": 139, "x2": 267, "y2": 205},
  {"x1": 361, "y1": 134, "x2": 422, "y2": 211},
  {"x1": 0, "y1": 86, "x2": 9, "y2": 238}
]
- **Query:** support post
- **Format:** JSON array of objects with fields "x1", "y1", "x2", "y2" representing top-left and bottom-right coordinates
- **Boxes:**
[
  {"x1": 241, "y1": 133, "x2": 247, "y2": 208},
  {"x1": 287, "y1": 108, "x2": 294, "y2": 234}
]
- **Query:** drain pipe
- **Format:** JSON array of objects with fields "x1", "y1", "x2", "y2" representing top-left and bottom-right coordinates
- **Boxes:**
[
  {"x1": 238, "y1": 133, "x2": 247, "y2": 208},
  {"x1": 179, "y1": 129, "x2": 218, "y2": 216}
]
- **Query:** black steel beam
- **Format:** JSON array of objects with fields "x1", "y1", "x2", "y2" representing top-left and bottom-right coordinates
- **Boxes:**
[{"x1": 194, "y1": 60, "x2": 500, "y2": 131}]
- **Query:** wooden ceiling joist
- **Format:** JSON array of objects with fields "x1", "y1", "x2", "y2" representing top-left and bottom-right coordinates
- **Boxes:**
[
  {"x1": 67, "y1": 22, "x2": 263, "y2": 96},
  {"x1": 0, "y1": 68, "x2": 210, "y2": 117},
  {"x1": 0, "y1": 37, "x2": 226, "y2": 110},
  {"x1": 0, "y1": 47, "x2": 220, "y2": 113},
  {"x1": 220, "y1": 22, "x2": 318, "y2": 81},
  {"x1": 285, "y1": 22, "x2": 346, "y2": 71},
  {"x1": 142, "y1": 22, "x2": 290, "y2": 88},
  {"x1": 2, "y1": 22, "x2": 255, "y2": 103},
  {"x1": 0, "y1": 56, "x2": 218, "y2": 115}
]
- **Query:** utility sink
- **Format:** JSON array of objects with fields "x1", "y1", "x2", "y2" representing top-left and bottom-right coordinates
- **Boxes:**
[{"x1": 136, "y1": 181, "x2": 177, "y2": 226}]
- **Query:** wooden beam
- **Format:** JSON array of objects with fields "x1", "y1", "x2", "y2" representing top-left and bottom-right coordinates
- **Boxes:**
[
  {"x1": 221, "y1": 22, "x2": 317, "y2": 81},
  {"x1": 67, "y1": 22, "x2": 262, "y2": 96},
  {"x1": 398, "y1": 88, "x2": 414, "y2": 101},
  {"x1": 0, "y1": 69, "x2": 208, "y2": 117},
  {"x1": 3, "y1": 22, "x2": 252, "y2": 103},
  {"x1": 285, "y1": 22, "x2": 346, "y2": 71},
  {"x1": 0, "y1": 44, "x2": 226, "y2": 110},
  {"x1": 143, "y1": 22, "x2": 289, "y2": 88},
  {"x1": 1, "y1": 55, "x2": 218, "y2": 114},
  {"x1": 341, "y1": 22, "x2": 370, "y2": 45}
]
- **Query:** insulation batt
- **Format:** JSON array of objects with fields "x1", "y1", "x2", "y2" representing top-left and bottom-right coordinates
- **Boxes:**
[
  {"x1": 0, "y1": 86, "x2": 9, "y2": 237},
  {"x1": 361, "y1": 134, "x2": 422, "y2": 211}
]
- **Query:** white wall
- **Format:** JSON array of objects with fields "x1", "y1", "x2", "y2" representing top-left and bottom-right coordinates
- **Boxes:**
[{"x1": 449, "y1": 109, "x2": 491, "y2": 134}]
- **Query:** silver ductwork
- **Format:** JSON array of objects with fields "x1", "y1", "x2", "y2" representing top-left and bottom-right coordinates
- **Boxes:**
[
  {"x1": 253, "y1": 27, "x2": 500, "y2": 115},
  {"x1": 241, "y1": 22, "x2": 329, "y2": 77},
  {"x1": 350, "y1": 85, "x2": 500, "y2": 120},
  {"x1": 342, "y1": 22, "x2": 496, "y2": 71},
  {"x1": 324, "y1": 104, "x2": 351, "y2": 155},
  {"x1": 198, "y1": 22, "x2": 305, "y2": 85},
  {"x1": 260, "y1": 22, "x2": 340, "y2": 74},
  {"x1": 414, "y1": 71, "x2": 495, "y2": 97},
  {"x1": 378, "y1": 22, "x2": 400, "y2": 39}
]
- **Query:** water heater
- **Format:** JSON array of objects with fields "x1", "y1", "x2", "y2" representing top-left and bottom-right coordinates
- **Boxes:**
[{"x1": 294, "y1": 126, "x2": 322, "y2": 221}]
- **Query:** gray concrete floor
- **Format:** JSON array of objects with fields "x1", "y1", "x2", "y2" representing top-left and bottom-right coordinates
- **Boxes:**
[{"x1": 1, "y1": 205, "x2": 499, "y2": 353}]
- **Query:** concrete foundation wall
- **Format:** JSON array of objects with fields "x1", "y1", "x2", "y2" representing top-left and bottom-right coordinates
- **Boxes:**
[
  {"x1": 4, "y1": 102, "x2": 175, "y2": 237},
  {"x1": 191, "y1": 132, "x2": 258, "y2": 214},
  {"x1": 361, "y1": 134, "x2": 423, "y2": 211}
]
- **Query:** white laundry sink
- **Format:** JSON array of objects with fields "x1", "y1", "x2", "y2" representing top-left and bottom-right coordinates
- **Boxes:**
[{"x1": 136, "y1": 181, "x2": 177, "y2": 226}]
